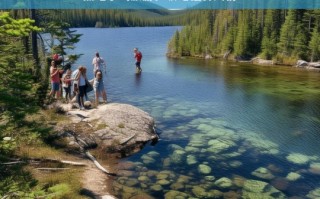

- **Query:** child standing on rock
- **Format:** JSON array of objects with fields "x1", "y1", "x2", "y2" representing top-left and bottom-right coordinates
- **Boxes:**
[
  {"x1": 93, "y1": 70, "x2": 107, "y2": 107},
  {"x1": 62, "y1": 69, "x2": 74, "y2": 103}
]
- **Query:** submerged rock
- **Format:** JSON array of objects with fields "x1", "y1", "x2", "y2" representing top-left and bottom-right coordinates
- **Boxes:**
[
  {"x1": 309, "y1": 162, "x2": 320, "y2": 175},
  {"x1": 243, "y1": 180, "x2": 268, "y2": 193},
  {"x1": 150, "y1": 184, "x2": 162, "y2": 192},
  {"x1": 170, "y1": 150, "x2": 187, "y2": 165},
  {"x1": 251, "y1": 167, "x2": 275, "y2": 180},
  {"x1": 157, "y1": 179, "x2": 171, "y2": 186},
  {"x1": 137, "y1": 175, "x2": 150, "y2": 183},
  {"x1": 207, "y1": 190, "x2": 223, "y2": 198},
  {"x1": 185, "y1": 146, "x2": 200, "y2": 153},
  {"x1": 198, "y1": 164, "x2": 212, "y2": 175},
  {"x1": 207, "y1": 139, "x2": 236, "y2": 154},
  {"x1": 307, "y1": 188, "x2": 320, "y2": 198},
  {"x1": 243, "y1": 179, "x2": 285, "y2": 198},
  {"x1": 192, "y1": 186, "x2": 208, "y2": 198},
  {"x1": 228, "y1": 160, "x2": 243, "y2": 168},
  {"x1": 270, "y1": 178, "x2": 289, "y2": 191},
  {"x1": 170, "y1": 182, "x2": 185, "y2": 191},
  {"x1": 147, "y1": 151, "x2": 160, "y2": 158},
  {"x1": 164, "y1": 190, "x2": 189, "y2": 199},
  {"x1": 286, "y1": 172, "x2": 301, "y2": 181},
  {"x1": 141, "y1": 154, "x2": 156, "y2": 165},
  {"x1": 204, "y1": 176, "x2": 215, "y2": 181},
  {"x1": 286, "y1": 153, "x2": 310, "y2": 165},
  {"x1": 186, "y1": 155, "x2": 198, "y2": 165},
  {"x1": 242, "y1": 132, "x2": 279, "y2": 155},
  {"x1": 214, "y1": 177, "x2": 233, "y2": 189}
]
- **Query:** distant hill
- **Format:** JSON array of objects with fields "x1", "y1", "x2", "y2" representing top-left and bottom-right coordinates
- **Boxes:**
[
  {"x1": 42, "y1": 8, "x2": 191, "y2": 27},
  {"x1": 5, "y1": 0, "x2": 169, "y2": 9}
]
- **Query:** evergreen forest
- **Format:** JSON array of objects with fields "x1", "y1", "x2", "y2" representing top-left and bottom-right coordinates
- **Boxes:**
[
  {"x1": 168, "y1": 10, "x2": 320, "y2": 64},
  {"x1": 40, "y1": 9, "x2": 195, "y2": 27},
  {"x1": 1, "y1": 7, "x2": 320, "y2": 198}
]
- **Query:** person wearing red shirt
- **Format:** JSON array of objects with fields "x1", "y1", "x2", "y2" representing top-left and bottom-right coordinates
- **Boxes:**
[{"x1": 133, "y1": 48, "x2": 142, "y2": 73}]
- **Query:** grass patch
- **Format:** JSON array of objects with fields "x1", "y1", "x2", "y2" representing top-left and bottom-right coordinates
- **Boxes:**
[
  {"x1": 28, "y1": 167, "x2": 87, "y2": 199},
  {"x1": 1, "y1": 107, "x2": 92, "y2": 199},
  {"x1": 117, "y1": 123, "x2": 125, "y2": 128}
]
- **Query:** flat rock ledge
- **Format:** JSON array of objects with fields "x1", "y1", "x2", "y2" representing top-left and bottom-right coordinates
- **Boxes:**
[{"x1": 58, "y1": 103, "x2": 158, "y2": 157}]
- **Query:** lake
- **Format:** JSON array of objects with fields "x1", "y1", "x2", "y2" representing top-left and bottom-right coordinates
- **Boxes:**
[{"x1": 73, "y1": 27, "x2": 320, "y2": 198}]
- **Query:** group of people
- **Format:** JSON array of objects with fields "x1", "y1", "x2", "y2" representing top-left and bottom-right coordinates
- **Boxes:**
[{"x1": 48, "y1": 48, "x2": 142, "y2": 110}]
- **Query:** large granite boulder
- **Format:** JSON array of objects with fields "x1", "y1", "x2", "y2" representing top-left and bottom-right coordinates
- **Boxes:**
[{"x1": 58, "y1": 103, "x2": 158, "y2": 157}]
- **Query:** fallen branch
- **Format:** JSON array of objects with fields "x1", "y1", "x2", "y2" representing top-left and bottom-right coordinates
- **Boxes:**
[
  {"x1": 59, "y1": 160, "x2": 87, "y2": 166},
  {"x1": 26, "y1": 158, "x2": 87, "y2": 167},
  {"x1": 68, "y1": 129, "x2": 117, "y2": 176},
  {"x1": 36, "y1": 168, "x2": 70, "y2": 171},
  {"x1": 44, "y1": 158, "x2": 87, "y2": 166},
  {"x1": 85, "y1": 151, "x2": 116, "y2": 176},
  {"x1": 1, "y1": 161, "x2": 25, "y2": 165}
]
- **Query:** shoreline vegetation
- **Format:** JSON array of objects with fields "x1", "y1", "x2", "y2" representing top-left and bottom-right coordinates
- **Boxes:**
[
  {"x1": 1, "y1": 8, "x2": 320, "y2": 198},
  {"x1": 166, "y1": 54, "x2": 320, "y2": 72},
  {"x1": 167, "y1": 10, "x2": 320, "y2": 72}
]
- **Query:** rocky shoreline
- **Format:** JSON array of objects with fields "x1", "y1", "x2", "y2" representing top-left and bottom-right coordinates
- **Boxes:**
[
  {"x1": 167, "y1": 54, "x2": 320, "y2": 72},
  {"x1": 51, "y1": 102, "x2": 158, "y2": 198}
]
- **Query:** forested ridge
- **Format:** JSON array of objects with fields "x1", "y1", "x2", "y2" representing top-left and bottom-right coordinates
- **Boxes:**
[
  {"x1": 168, "y1": 10, "x2": 320, "y2": 64},
  {"x1": 40, "y1": 9, "x2": 195, "y2": 27}
]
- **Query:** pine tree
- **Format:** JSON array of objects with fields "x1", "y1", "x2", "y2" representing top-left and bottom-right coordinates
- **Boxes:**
[
  {"x1": 261, "y1": 10, "x2": 279, "y2": 59},
  {"x1": 293, "y1": 23, "x2": 309, "y2": 59},
  {"x1": 309, "y1": 24, "x2": 320, "y2": 62},
  {"x1": 0, "y1": 12, "x2": 41, "y2": 127},
  {"x1": 43, "y1": 21, "x2": 82, "y2": 65},
  {"x1": 234, "y1": 10, "x2": 250, "y2": 57},
  {"x1": 278, "y1": 10, "x2": 298, "y2": 56}
]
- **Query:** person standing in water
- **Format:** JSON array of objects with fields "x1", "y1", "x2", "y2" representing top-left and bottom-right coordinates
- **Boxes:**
[
  {"x1": 133, "y1": 48, "x2": 142, "y2": 73},
  {"x1": 92, "y1": 52, "x2": 106, "y2": 74}
]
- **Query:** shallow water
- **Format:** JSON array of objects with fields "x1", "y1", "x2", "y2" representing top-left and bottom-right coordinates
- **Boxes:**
[{"x1": 73, "y1": 27, "x2": 320, "y2": 198}]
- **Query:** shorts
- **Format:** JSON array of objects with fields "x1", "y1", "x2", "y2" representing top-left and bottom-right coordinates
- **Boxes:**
[
  {"x1": 94, "y1": 80, "x2": 105, "y2": 92},
  {"x1": 51, "y1": 82, "x2": 60, "y2": 91},
  {"x1": 135, "y1": 61, "x2": 141, "y2": 67}
]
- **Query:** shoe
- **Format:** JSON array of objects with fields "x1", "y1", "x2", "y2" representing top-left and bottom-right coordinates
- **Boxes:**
[{"x1": 80, "y1": 106, "x2": 85, "y2": 110}]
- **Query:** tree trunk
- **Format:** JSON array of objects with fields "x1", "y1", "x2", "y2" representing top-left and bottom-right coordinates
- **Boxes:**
[{"x1": 30, "y1": 8, "x2": 40, "y2": 77}]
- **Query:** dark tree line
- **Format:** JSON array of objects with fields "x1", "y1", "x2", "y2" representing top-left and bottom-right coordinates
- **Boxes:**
[
  {"x1": 40, "y1": 9, "x2": 199, "y2": 27},
  {"x1": 168, "y1": 10, "x2": 320, "y2": 64}
]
